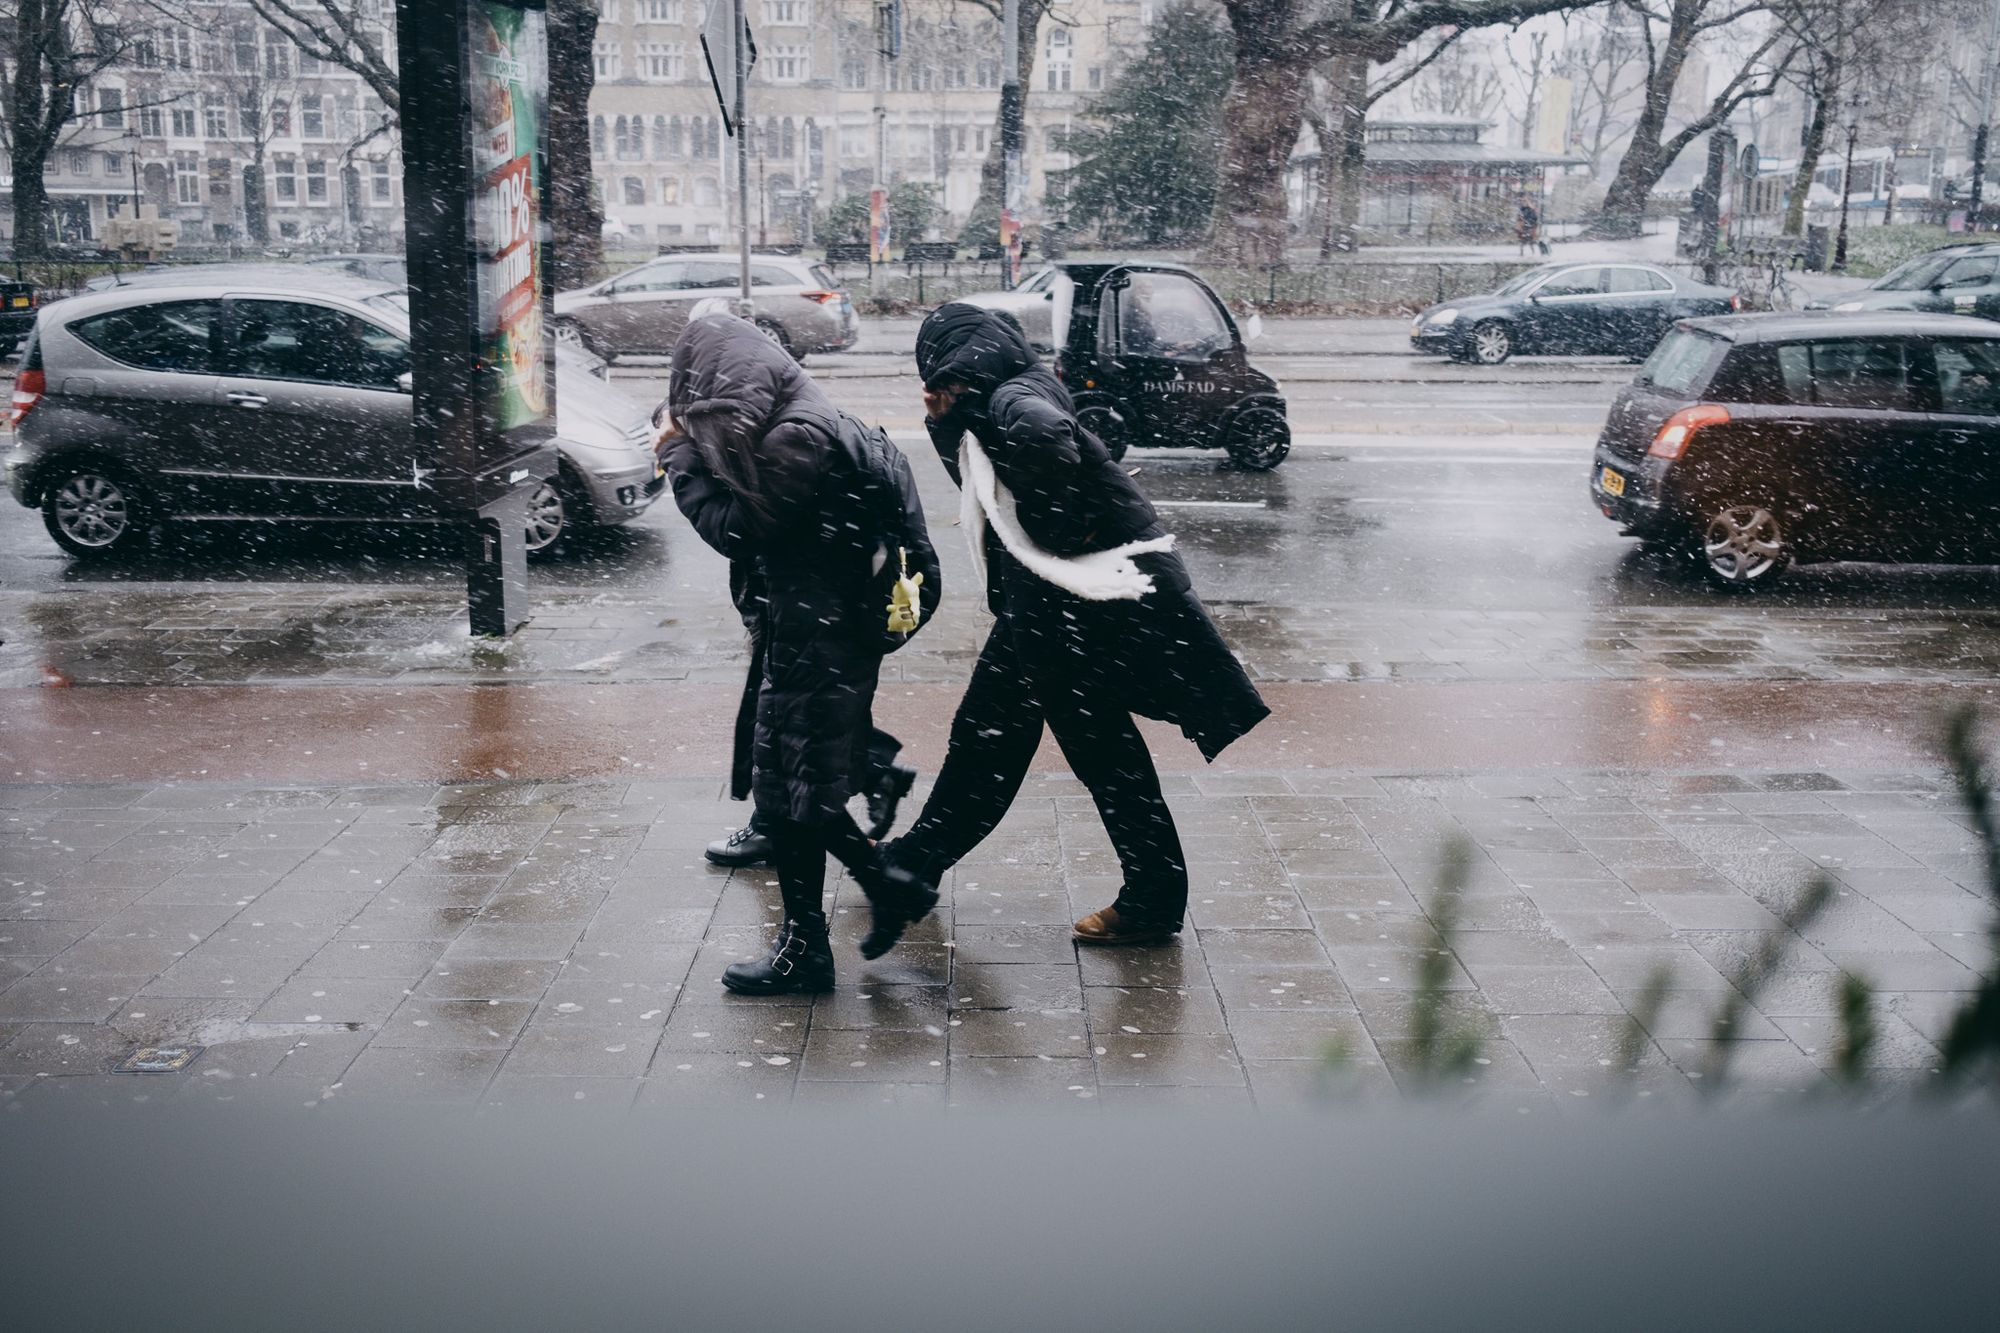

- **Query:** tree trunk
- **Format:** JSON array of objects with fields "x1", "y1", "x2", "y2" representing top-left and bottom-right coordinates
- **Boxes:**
[
  {"x1": 1334, "y1": 56, "x2": 1369, "y2": 253},
  {"x1": 971, "y1": 3, "x2": 1045, "y2": 229},
  {"x1": 1591, "y1": 12, "x2": 1692, "y2": 239},
  {"x1": 1207, "y1": 4, "x2": 1311, "y2": 266},
  {"x1": 11, "y1": 147, "x2": 54, "y2": 262},
  {"x1": 546, "y1": 0, "x2": 604, "y2": 288},
  {"x1": 1783, "y1": 89, "x2": 1831, "y2": 238}
]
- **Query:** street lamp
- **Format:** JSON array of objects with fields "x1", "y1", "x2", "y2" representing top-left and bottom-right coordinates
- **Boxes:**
[{"x1": 1833, "y1": 95, "x2": 1867, "y2": 273}]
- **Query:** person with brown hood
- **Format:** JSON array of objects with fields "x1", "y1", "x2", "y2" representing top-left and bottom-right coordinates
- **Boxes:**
[
  {"x1": 661, "y1": 310, "x2": 936, "y2": 994},
  {"x1": 870, "y1": 303, "x2": 1270, "y2": 952}
]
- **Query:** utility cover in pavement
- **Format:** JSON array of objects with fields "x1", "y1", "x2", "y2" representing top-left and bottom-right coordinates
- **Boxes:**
[{"x1": 115, "y1": 1046, "x2": 202, "y2": 1074}]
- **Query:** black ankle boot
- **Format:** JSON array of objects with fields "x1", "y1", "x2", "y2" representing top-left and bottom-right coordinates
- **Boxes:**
[
  {"x1": 854, "y1": 846, "x2": 940, "y2": 961},
  {"x1": 722, "y1": 917, "x2": 835, "y2": 995}
]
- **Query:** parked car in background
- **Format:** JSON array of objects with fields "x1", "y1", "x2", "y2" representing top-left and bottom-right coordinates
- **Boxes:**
[
  {"x1": 553, "y1": 252, "x2": 858, "y2": 362},
  {"x1": 303, "y1": 253, "x2": 409, "y2": 286},
  {"x1": 4, "y1": 271, "x2": 661, "y2": 559},
  {"x1": 1589, "y1": 312, "x2": 2000, "y2": 587},
  {"x1": 1805, "y1": 243, "x2": 2000, "y2": 319},
  {"x1": 1412, "y1": 262, "x2": 1740, "y2": 365},
  {"x1": 959, "y1": 261, "x2": 1291, "y2": 470},
  {"x1": 0, "y1": 276, "x2": 37, "y2": 354}
]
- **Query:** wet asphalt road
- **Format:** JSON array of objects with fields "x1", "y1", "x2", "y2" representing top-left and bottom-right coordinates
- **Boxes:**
[{"x1": 4, "y1": 341, "x2": 1995, "y2": 618}]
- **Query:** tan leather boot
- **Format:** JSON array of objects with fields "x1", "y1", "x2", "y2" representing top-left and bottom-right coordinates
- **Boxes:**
[{"x1": 1072, "y1": 905, "x2": 1180, "y2": 946}]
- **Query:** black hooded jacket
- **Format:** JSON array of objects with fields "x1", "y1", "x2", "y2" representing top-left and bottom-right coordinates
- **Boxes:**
[
  {"x1": 664, "y1": 314, "x2": 881, "y2": 822},
  {"x1": 914, "y1": 303, "x2": 1268, "y2": 763},
  {"x1": 917, "y1": 303, "x2": 1163, "y2": 559}
]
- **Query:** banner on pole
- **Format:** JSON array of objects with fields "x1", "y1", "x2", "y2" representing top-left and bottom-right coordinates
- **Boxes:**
[
  {"x1": 869, "y1": 187, "x2": 891, "y2": 263},
  {"x1": 470, "y1": 1, "x2": 549, "y2": 435}
]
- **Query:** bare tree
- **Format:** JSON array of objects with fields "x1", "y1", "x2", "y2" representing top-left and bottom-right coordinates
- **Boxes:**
[
  {"x1": 1559, "y1": 7, "x2": 1648, "y2": 175},
  {"x1": 244, "y1": 0, "x2": 394, "y2": 108},
  {"x1": 1205, "y1": 0, "x2": 1598, "y2": 266},
  {"x1": 1590, "y1": 1, "x2": 1792, "y2": 238},
  {"x1": 1506, "y1": 27, "x2": 1551, "y2": 149},
  {"x1": 0, "y1": 1, "x2": 146, "y2": 258},
  {"x1": 950, "y1": 0, "x2": 1054, "y2": 238}
]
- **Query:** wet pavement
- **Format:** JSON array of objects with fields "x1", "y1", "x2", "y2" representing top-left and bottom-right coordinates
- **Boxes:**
[
  {"x1": 0, "y1": 767, "x2": 1989, "y2": 1111},
  {"x1": 2, "y1": 321, "x2": 1997, "y2": 1111}
]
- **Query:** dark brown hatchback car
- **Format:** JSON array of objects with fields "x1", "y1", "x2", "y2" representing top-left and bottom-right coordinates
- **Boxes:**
[{"x1": 1591, "y1": 312, "x2": 2000, "y2": 586}]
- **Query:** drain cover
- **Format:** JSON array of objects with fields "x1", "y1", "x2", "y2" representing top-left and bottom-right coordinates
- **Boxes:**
[{"x1": 115, "y1": 1046, "x2": 202, "y2": 1074}]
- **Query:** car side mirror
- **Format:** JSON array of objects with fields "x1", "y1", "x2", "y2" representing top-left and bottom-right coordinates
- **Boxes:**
[
  {"x1": 396, "y1": 371, "x2": 414, "y2": 393},
  {"x1": 1042, "y1": 290, "x2": 1055, "y2": 300}
]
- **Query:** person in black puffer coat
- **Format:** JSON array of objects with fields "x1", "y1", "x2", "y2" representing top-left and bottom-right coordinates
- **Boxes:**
[
  {"x1": 662, "y1": 312, "x2": 934, "y2": 994},
  {"x1": 875, "y1": 303, "x2": 1270, "y2": 951}
]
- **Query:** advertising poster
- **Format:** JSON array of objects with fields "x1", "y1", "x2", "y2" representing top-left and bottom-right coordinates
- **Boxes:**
[
  {"x1": 470, "y1": 1, "x2": 550, "y2": 434},
  {"x1": 869, "y1": 187, "x2": 892, "y2": 263}
]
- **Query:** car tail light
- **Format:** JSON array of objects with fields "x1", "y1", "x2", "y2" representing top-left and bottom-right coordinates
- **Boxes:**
[
  {"x1": 1729, "y1": 293, "x2": 1743, "y2": 313},
  {"x1": 8, "y1": 368, "x2": 45, "y2": 426},
  {"x1": 800, "y1": 289, "x2": 844, "y2": 305},
  {"x1": 1648, "y1": 404, "x2": 1730, "y2": 460}
]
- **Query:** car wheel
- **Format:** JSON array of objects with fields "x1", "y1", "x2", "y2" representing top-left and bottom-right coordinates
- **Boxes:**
[
  {"x1": 754, "y1": 318, "x2": 802, "y2": 364},
  {"x1": 554, "y1": 319, "x2": 602, "y2": 358},
  {"x1": 41, "y1": 466, "x2": 144, "y2": 557},
  {"x1": 1469, "y1": 321, "x2": 1514, "y2": 365},
  {"x1": 1075, "y1": 395, "x2": 1130, "y2": 461},
  {"x1": 524, "y1": 479, "x2": 567, "y2": 559},
  {"x1": 1223, "y1": 405, "x2": 1291, "y2": 471},
  {"x1": 1699, "y1": 503, "x2": 1789, "y2": 588}
]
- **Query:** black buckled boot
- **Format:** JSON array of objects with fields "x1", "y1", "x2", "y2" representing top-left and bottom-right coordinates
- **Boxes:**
[
  {"x1": 722, "y1": 916, "x2": 835, "y2": 995},
  {"x1": 854, "y1": 848, "x2": 940, "y2": 961}
]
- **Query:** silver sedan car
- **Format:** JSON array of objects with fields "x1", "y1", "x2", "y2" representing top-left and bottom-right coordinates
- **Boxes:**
[
  {"x1": 5, "y1": 270, "x2": 661, "y2": 559},
  {"x1": 554, "y1": 252, "x2": 859, "y2": 361}
]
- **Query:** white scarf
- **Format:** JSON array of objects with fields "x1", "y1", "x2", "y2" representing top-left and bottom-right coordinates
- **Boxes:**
[{"x1": 958, "y1": 437, "x2": 1176, "y2": 602}]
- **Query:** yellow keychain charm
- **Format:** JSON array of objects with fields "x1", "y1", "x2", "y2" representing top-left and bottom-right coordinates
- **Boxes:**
[{"x1": 886, "y1": 546, "x2": 924, "y2": 635}]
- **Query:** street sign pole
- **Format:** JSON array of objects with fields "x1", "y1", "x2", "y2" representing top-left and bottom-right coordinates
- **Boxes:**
[
  {"x1": 732, "y1": 0, "x2": 751, "y2": 306},
  {"x1": 1970, "y1": 0, "x2": 2000, "y2": 232},
  {"x1": 395, "y1": 0, "x2": 558, "y2": 639},
  {"x1": 999, "y1": 0, "x2": 1023, "y2": 289}
]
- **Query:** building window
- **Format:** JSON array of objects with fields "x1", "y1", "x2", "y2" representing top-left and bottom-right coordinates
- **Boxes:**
[
  {"x1": 271, "y1": 100, "x2": 291, "y2": 136},
  {"x1": 208, "y1": 157, "x2": 233, "y2": 198},
  {"x1": 265, "y1": 37, "x2": 290, "y2": 79},
  {"x1": 638, "y1": 43, "x2": 683, "y2": 81},
  {"x1": 103, "y1": 151, "x2": 124, "y2": 177},
  {"x1": 372, "y1": 159, "x2": 393, "y2": 201},
  {"x1": 1087, "y1": 66, "x2": 1102, "y2": 91},
  {"x1": 614, "y1": 115, "x2": 645, "y2": 159},
  {"x1": 97, "y1": 87, "x2": 124, "y2": 129},
  {"x1": 593, "y1": 41, "x2": 620, "y2": 79},
  {"x1": 307, "y1": 160, "x2": 328, "y2": 202},
  {"x1": 204, "y1": 97, "x2": 228, "y2": 139},
  {"x1": 68, "y1": 151, "x2": 91, "y2": 176},
  {"x1": 839, "y1": 125, "x2": 867, "y2": 159},
  {"x1": 140, "y1": 106, "x2": 165, "y2": 137},
  {"x1": 769, "y1": 44, "x2": 807, "y2": 83},
  {"x1": 781, "y1": 117, "x2": 796, "y2": 159},
  {"x1": 134, "y1": 30, "x2": 159, "y2": 68},
  {"x1": 171, "y1": 106, "x2": 198, "y2": 138},
  {"x1": 622, "y1": 176, "x2": 645, "y2": 206},
  {"x1": 232, "y1": 25, "x2": 257, "y2": 73},
  {"x1": 174, "y1": 152, "x2": 202, "y2": 204},
  {"x1": 668, "y1": 115, "x2": 685, "y2": 156},
  {"x1": 1045, "y1": 29, "x2": 1073, "y2": 91},
  {"x1": 763, "y1": 0, "x2": 807, "y2": 23},
  {"x1": 693, "y1": 176, "x2": 720, "y2": 208},
  {"x1": 639, "y1": 0, "x2": 682, "y2": 20},
  {"x1": 840, "y1": 45, "x2": 869, "y2": 90},
  {"x1": 976, "y1": 56, "x2": 998, "y2": 89},
  {"x1": 336, "y1": 98, "x2": 358, "y2": 140},
  {"x1": 300, "y1": 48, "x2": 321, "y2": 75},
  {"x1": 591, "y1": 115, "x2": 607, "y2": 155},
  {"x1": 274, "y1": 156, "x2": 298, "y2": 202},
  {"x1": 301, "y1": 96, "x2": 324, "y2": 138},
  {"x1": 659, "y1": 176, "x2": 680, "y2": 205}
]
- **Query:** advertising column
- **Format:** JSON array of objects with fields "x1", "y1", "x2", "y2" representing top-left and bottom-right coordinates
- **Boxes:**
[{"x1": 396, "y1": 0, "x2": 557, "y2": 639}]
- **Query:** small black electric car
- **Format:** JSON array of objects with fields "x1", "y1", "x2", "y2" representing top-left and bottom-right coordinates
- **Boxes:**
[{"x1": 960, "y1": 261, "x2": 1290, "y2": 470}]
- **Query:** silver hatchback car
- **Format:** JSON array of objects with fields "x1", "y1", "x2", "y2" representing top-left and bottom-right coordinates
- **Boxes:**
[
  {"x1": 553, "y1": 252, "x2": 858, "y2": 361},
  {"x1": 4, "y1": 270, "x2": 662, "y2": 558}
]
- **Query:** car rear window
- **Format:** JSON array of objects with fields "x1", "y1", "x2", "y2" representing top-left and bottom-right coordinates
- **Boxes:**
[
  {"x1": 1639, "y1": 329, "x2": 1720, "y2": 394},
  {"x1": 809, "y1": 264, "x2": 838, "y2": 289},
  {"x1": 69, "y1": 299, "x2": 222, "y2": 374},
  {"x1": 1934, "y1": 340, "x2": 2000, "y2": 415}
]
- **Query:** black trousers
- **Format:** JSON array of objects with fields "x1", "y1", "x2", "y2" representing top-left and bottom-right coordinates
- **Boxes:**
[
  {"x1": 732, "y1": 631, "x2": 901, "y2": 810},
  {"x1": 768, "y1": 812, "x2": 874, "y2": 929},
  {"x1": 897, "y1": 623, "x2": 1189, "y2": 925}
]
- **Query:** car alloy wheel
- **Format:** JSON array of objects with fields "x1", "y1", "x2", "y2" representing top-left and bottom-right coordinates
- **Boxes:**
[
  {"x1": 754, "y1": 318, "x2": 801, "y2": 363},
  {"x1": 524, "y1": 480, "x2": 566, "y2": 554},
  {"x1": 45, "y1": 471, "x2": 135, "y2": 554},
  {"x1": 1075, "y1": 396, "x2": 1131, "y2": 461},
  {"x1": 554, "y1": 319, "x2": 599, "y2": 357},
  {"x1": 1470, "y1": 322, "x2": 1513, "y2": 365},
  {"x1": 1701, "y1": 504, "x2": 1787, "y2": 586}
]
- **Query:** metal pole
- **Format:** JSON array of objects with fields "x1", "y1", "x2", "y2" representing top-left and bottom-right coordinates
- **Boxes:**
[
  {"x1": 733, "y1": 0, "x2": 751, "y2": 306},
  {"x1": 1969, "y1": 0, "x2": 2000, "y2": 231},
  {"x1": 999, "y1": 0, "x2": 1021, "y2": 288},
  {"x1": 1835, "y1": 122, "x2": 1857, "y2": 271}
]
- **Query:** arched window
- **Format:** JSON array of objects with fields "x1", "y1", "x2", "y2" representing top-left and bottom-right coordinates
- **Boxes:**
[
  {"x1": 706, "y1": 118, "x2": 720, "y2": 158},
  {"x1": 668, "y1": 115, "x2": 684, "y2": 157},
  {"x1": 659, "y1": 176, "x2": 680, "y2": 206},
  {"x1": 693, "y1": 175, "x2": 720, "y2": 208},
  {"x1": 764, "y1": 117, "x2": 780, "y2": 159},
  {"x1": 688, "y1": 115, "x2": 705, "y2": 159},
  {"x1": 613, "y1": 115, "x2": 628, "y2": 157},
  {"x1": 781, "y1": 116, "x2": 795, "y2": 160},
  {"x1": 591, "y1": 115, "x2": 607, "y2": 155},
  {"x1": 651, "y1": 114, "x2": 668, "y2": 158}
]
